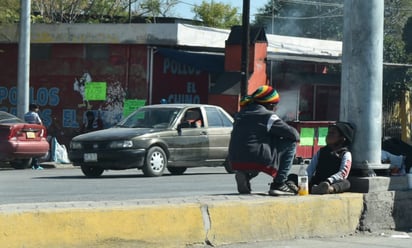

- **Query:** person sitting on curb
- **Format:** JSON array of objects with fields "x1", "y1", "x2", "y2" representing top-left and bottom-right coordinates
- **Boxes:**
[
  {"x1": 228, "y1": 85, "x2": 300, "y2": 196},
  {"x1": 307, "y1": 122, "x2": 355, "y2": 194}
]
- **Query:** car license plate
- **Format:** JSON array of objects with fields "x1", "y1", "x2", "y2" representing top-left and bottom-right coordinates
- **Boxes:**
[
  {"x1": 26, "y1": 131, "x2": 35, "y2": 139},
  {"x1": 84, "y1": 153, "x2": 97, "y2": 162}
]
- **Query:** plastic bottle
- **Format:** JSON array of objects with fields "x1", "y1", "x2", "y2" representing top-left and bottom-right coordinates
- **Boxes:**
[{"x1": 298, "y1": 164, "x2": 309, "y2": 196}]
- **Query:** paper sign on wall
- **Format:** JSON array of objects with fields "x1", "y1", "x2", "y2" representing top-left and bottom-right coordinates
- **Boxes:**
[
  {"x1": 85, "y1": 82, "x2": 107, "y2": 101},
  {"x1": 123, "y1": 99, "x2": 146, "y2": 117},
  {"x1": 300, "y1": 127, "x2": 315, "y2": 146},
  {"x1": 318, "y1": 127, "x2": 328, "y2": 146}
]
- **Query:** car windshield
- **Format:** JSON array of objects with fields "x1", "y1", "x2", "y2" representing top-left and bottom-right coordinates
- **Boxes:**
[
  {"x1": 116, "y1": 107, "x2": 181, "y2": 128},
  {"x1": 0, "y1": 111, "x2": 24, "y2": 124}
]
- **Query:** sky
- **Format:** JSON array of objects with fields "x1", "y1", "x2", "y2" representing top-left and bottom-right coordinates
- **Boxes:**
[{"x1": 173, "y1": 0, "x2": 267, "y2": 22}]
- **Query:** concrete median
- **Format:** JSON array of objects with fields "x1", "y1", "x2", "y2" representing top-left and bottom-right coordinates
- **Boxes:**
[{"x1": 0, "y1": 194, "x2": 364, "y2": 248}]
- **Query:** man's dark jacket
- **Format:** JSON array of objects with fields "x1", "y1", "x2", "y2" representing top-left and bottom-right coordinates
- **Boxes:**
[{"x1": 228, "y1": 103, "x2": 299, "y2": 176}]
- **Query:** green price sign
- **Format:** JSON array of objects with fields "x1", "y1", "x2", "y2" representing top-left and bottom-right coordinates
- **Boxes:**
[
  {"x1": 85, "y1": 82, "x2": 107, "y2": 101},
  {"x1": 300, "y1": 127, "x2": 315, "y2": 146},
  {"x1": 123, "y1": 99, "x2": 146, "y2": 117}
]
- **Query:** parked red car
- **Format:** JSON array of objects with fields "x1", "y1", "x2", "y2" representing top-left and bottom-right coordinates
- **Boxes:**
[{"x1": 0, "y1": 111, "x2": 49, "y2": 169}]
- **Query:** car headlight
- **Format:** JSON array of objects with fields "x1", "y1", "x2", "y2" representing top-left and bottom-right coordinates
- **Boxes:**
[
  {"x1": 70, "y1": 141, "x2": 83, "y2": 150},
  {"x1": 108, "y1": 140, "x2": 133, "y2": 149}
]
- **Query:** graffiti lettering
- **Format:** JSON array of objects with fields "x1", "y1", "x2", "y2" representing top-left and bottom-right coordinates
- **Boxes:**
[
  {"x1": 40, "y1": 109, "x2": 52, "y2": 127},
  {"x1": 63, "y1": 109, "x2": 80, "y2": 128},
  {"x1": 168, "y1": 94, "x2": 200, "y2": 103},
  {"x1": 186, "y1": 82, "x2": 196, "y2": 93},
  {"x1": 165, "y1": 81, "x2": 200, "y2": 103},
  {"x1": 0, "y1": 86, "x2": 60, "y2": 106},
  {"x1": 163, "y1": 58, "x2": 200, "y2": 76}
]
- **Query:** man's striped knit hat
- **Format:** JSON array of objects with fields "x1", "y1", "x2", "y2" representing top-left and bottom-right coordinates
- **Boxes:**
[{"x1": 240, "y1": 85, "x2": 280, "y2": 107}]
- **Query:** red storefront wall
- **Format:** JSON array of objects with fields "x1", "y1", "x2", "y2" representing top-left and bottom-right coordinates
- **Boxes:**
[
  {"x1": 0, "y1": 44, "x2": 211, "y2": 147},
  {"x1": 151, "y1": 53, "x2": 209, "y2": 104}
]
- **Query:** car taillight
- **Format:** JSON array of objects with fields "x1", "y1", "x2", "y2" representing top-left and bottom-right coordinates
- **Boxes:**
[
  {"x1": 8, "y1": 126, "x2": 17, "y2": 139},
  {"x1": 40, "y1": 128, "x2": 45, "y2": 137}
]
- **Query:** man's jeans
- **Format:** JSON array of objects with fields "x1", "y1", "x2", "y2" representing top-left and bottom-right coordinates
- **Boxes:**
[{"x1": 274, "y1": 138, "x2": 297, "y2": 184}]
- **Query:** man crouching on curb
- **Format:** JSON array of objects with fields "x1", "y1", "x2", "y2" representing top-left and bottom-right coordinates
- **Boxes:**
[{"x1": 228, "y1": 85, "x2": 300, "y2": 196}]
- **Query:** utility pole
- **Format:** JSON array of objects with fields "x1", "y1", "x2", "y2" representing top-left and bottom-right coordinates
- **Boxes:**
[
  {"x1": 341, "y1": 0, "x2": 384, "y2": 174},
  {"x1": 240, "y1": 0, "x2": 250, "y2": 98},
  {"x1": 17, "y1": 0, "x2": 31, "y2": 119}
]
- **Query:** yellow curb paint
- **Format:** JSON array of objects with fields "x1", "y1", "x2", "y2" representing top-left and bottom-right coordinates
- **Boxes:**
[
  {"x1": 207, "y1": 194, "x2": 364, "y2": 245},
  {"x1": 0, "y1": 194, "x2": 364, "y2": 248},
  {"x1": 0, "y1": 204, "x2": 204, "y2": 248}
]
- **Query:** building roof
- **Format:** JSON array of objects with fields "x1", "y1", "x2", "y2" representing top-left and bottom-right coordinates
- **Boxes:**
[{"x1": 0, "y1": 23, "x2": 342, "y2": 63}]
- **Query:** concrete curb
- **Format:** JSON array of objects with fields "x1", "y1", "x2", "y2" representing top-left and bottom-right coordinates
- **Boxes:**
[{"x1": 0, "y1": 194, "x2": 364, "y2": 248}]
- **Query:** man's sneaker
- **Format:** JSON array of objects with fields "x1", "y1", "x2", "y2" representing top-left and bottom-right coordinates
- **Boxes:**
[
  {"x1": 311, "y1": 181, "x2": 333, "y2": 194},
  {"x1": 268, "y1": 182, "x2": 297, "y2": 196},
  {"x1": 285, "y1": 180, "x2": 299, "y2": 194},
  {"x1": 235, "y1": 171, "x2": 251, "y2": 194},
  {"x1": 32, "y1": 165, "x2": 44, "y2": 170}
]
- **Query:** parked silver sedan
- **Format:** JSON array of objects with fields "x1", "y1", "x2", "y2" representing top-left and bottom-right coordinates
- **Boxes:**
[{"x1": 69, "y1": 104, "x2": 234, "y2": 177}]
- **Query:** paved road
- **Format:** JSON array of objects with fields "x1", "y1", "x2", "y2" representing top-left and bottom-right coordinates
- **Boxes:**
[{"x1": 0, "y1": 165, "x2": 285, "y2": 205}]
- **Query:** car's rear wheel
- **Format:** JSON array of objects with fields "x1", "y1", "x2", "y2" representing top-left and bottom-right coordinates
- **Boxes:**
[
  {"x1": 143, "y1": 146, "x2": 166, "y2": 177},
  {"x1": 10, "y1": 159, "x2": 32, "y2": 169},
  {"x1": 80, "y1": 165, "x2": 104, "y2": 177},
  {"x1": 167, "y1": 167, "x2": 187, "y2": 175}
]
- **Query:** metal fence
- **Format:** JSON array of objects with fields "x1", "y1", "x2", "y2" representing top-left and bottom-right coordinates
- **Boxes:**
[{"x1": 382, "y1": 100, "x2": 402, "y2": 140}]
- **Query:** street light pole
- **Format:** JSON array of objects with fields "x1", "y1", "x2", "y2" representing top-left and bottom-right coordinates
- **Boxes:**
[
  {"x1": 17, "y1": 0, "x2": 31, "y2": 119},
  {"x1": 272, "y1": 0, "x2": 274, "y2": 34},
  {"x1": 240, "y1": 0, "x2": 250, "y2": 98}
]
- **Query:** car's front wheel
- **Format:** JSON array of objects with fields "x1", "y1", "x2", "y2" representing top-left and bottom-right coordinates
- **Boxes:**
[
  {"x1": 143, "y1": 146, "x2": 167, "y2": 177},
  {"x1": 167, "y1": 167, "x2": 187, "y2": 175},
  {"x1": 10, "y1": 159, "x2": 32, "y2": 169},
  {"x1": 80, "y1": 165, "x2": 104, "y2": 177}
]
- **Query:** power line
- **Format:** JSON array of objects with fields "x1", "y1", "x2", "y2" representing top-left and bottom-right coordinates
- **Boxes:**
[
  {"x1": 255, "y1": 6, "x2": 343, "y2": 20},
  {"x1": 279, "y1": 0, "x2": 343, "y2": 8},
  {"x1": 272, "y1": 14, "x2": 342, "y2": 20}
]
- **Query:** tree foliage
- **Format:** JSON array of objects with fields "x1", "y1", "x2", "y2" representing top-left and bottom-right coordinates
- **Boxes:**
[
  {"x1": 139, "y1": 0, "x2": 179, "y2": 19},
  {"x1": 254, "y1": 0, "x2": 344, "y2": 40},
  {"x1": 383, "y1": 2, "x2": 412, "y2": 107},
  {"x1": 192, "y1": 1, "x2": 240, "y2": 29},
  {"x1": 0, "y1": 0, "x2": 180, "y2": 24},
  {"x1": 0, "y1": 0, "x2": 20, "y2": 23},
  {"x1": 254, "y1": 0, "x2": 412, "y2": 41},
  {"x1": 384, "y1": 0, "x2": 412, "y2": 37},
  {"x1": 30, "y1": 0, "x2": 131, "y2": 23}
]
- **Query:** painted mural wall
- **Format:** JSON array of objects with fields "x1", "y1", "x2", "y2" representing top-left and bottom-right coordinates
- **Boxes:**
[{"x1": 0, "y1": 44, "x2": 210, "y2": 147}]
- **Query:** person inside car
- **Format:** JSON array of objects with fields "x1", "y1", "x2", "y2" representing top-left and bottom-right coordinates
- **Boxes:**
[{"x1": 182, "y1": 109, "x2": 203, "y2": 128}]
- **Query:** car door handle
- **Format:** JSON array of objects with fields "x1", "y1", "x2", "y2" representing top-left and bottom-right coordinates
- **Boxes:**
[{"x1": 200, "y1": 131, "x2": 207, "y2": 135}]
